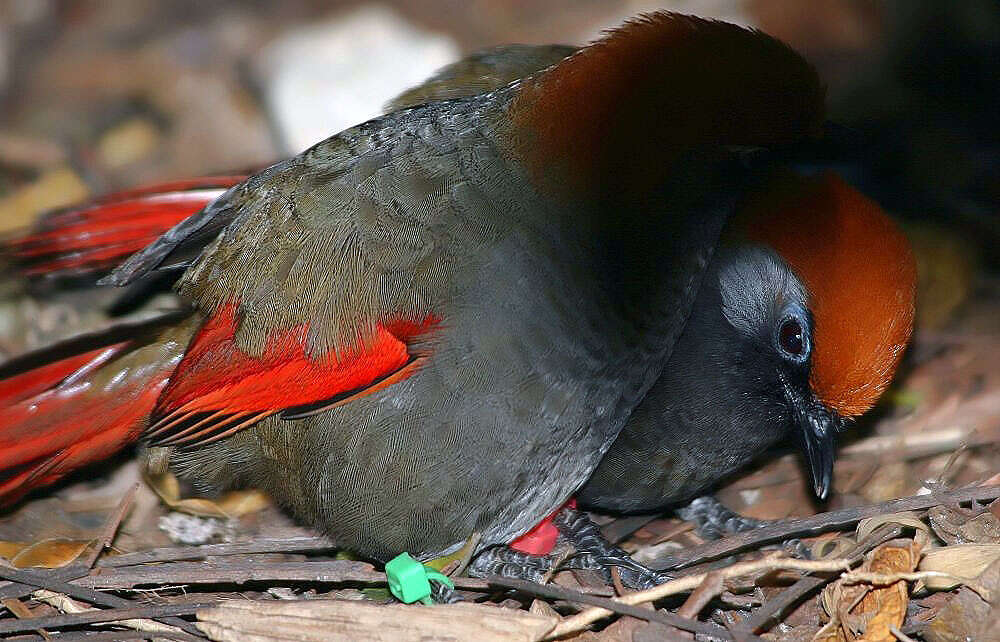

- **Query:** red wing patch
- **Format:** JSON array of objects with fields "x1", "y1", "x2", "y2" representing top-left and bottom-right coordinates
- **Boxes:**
[{"x1": 146, "y1": 304, "x2": 437, "y2": 447}]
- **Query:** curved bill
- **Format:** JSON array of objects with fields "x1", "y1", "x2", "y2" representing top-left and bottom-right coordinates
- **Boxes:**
[{"x1": 799, "y1": 409, "x2": 839, "y2": 500}]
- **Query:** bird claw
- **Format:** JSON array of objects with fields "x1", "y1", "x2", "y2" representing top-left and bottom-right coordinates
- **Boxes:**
[
  {"x1": 429, "y1": 579, "x2": 464, "y2": 603},
  {"x1": 675, "y1": 495, "x2": 764, "y2": 540},
  {"x1": 467, "y1": 546, "x2": 553, "y2": 584},
  {"x1": 782, "y1": 538, "x2": 811, "y2": 559},
  {"x1": 563, "y1": 552, "x2": 672, "y2": 590},
  {"x1": 675, "y1": 496, "x2": 812, "y2": 560},
  {"x1": 467, "y1": 508, "x2": 672, "y2": 591},
  {"x1": 553, "y1": 507, "x2": 672, "y2": 590}
]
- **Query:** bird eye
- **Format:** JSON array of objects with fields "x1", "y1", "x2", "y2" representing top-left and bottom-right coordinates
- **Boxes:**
[{"x1": 778, "y1": 317, "x2": 806, "y2": 358}]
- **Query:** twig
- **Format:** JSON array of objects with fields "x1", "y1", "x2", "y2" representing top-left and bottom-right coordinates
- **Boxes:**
[
  {"x1": 720, "y1": 611, "x2": 753, "y2": 642},
  {"x1": 840, "y1": 426, "x2": 995, "y2": 459},
  {"x1": 652, "y1": 521, "x2": 696, "y2": 546},
  {"x1": 890, "y1": 626, "x2": 919, "y2": 642},
  {"x1": 486, "y1": 575, "x2": 758, "y2": 641},
  {"x1": 548, "y1": 555, "x2": 853, "y2": 638},
  {"x1": 82, "y1": 483, "x2": 139, "y2": 569},
  {"x1": 744, "y1": 524, "x2": 904, "y2": 633},
  {"x1": 601, "y1": 514, "x2": 659, "y2": 545},
  {"x1": 676, "y1": 569, "x2": 724, "y2": 619},
  {"x1": 0, "y1": 601, "x2": 214, "y2": 635},
  {"x1": 96, "y1": 536, "x2": 335, "y2": 568},
  {"x1": 652, "y1": 485, "x2": 1000, "y2": 570},
  {"x1": 0, "y1": 565, "x2": 204, "y2": 637},
  {"x1": 25, "y1": 631, "x2": 203, "y2": 642},
  {"x1": 1, "y1": 595, "x2": 51, "y2": 640},
  {"x1": 33, "y1": 588, "x2": 184, "y2": 637},
  {"x1": 610, "y1": 566, "x2": 626, "y2": 597},
  {"x1": 84, "y1": 559, "x2": 378, "y2": 588},
  {"x1": 78, "y1": 559, "x2": 493, "y2": 591},
  {"x1": 842, "y1": 570, "x2": 989, "y2": 599},
  {"x1": 0, "y1": 565, "x2": 89, "y2": 602}
]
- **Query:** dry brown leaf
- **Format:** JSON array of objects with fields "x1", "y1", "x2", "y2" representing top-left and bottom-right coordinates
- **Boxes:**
[
  {"x1": 0, "y1": 166, "x2": 89, "y2": 234},
  {"x1": 818, "y1": 539, "x2": 922, "y2": 642},
  {"x1": 919, "y1": 543, "x2": 1000, "y2": 591},
  {"x1": 928, "y1": 504, "x2": 1000, "y2": 544},
  {"x1": 855, "y1": 541, "x2": 918, "y2": 641},
  {"x1": 0, "y1": 537, "x2": 94, "y2": 569},
  {"x1": 813, "y1": 620, "x2": 846, "y2": 642},
  {"x1": 925, "y1": 557, "x2": 1000, "y2": 642},
  {"x1": 145, "y1": 470, "x2": 271, "y2": 518},
  {"x1": 856, "y1": 513, "x2": 930, "y2": 542}
]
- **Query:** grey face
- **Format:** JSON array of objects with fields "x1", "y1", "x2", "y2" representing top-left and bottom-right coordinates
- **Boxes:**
[{"x1": 718, "y1": 246, "x2": 839, "y2": 499}]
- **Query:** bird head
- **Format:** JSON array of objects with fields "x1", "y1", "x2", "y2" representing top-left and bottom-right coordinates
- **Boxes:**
[
  {"x1": 508, "y1": 12, "x2": 916, "y2": 510},
  {"x1": 724, "y1": 172, "x2": 917, "y2": 499}
]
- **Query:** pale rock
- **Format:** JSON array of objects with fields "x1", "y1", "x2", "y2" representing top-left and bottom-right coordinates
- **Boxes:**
[{"x1": 255, "y1": 5, "x2": 460, "y2": 154}]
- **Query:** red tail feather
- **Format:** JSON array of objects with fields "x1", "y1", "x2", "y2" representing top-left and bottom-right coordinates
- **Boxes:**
[
  {"x1": 6, "y1": 176, "x2": 245, "y2": 278},
  {"x1": 0, "y1": 346, "x2": 118, "y2": 406},
  {"x1": 0, "y1": 326, "x2": 192, "y2": 506}
]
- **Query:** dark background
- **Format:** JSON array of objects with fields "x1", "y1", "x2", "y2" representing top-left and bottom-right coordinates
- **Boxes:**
[{"x1": 1, "y1": 1, "x2": 996, "y2": 259}]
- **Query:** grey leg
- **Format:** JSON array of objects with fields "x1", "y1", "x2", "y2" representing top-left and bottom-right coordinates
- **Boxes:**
[
  {"x1": 553, "y1": 507, "x2": 673, "y2": 590},
  {"x1": 675, "y1": 495, "x2": 809, "y2": 558},
  {"x1": 467, "y1": 546, "x2": 554, "y2": 584},
  {"x1": 467, "y1": 508, "x2": 672, "y2": 590},
  {"x1": 675, "y1": 495, "x2": 764, "y2": 539},
  {"x1": 429, "y1": 579, "x2": 464, "y2": 604}
]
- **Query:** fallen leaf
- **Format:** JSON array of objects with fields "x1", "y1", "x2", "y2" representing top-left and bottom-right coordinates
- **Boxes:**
[
  {"x1": 925, "y1": 557, "x2": 1000, "y2": 642},
  {"x1": 0, "y1": 166, "x2": 89, "y2": 233},
  {"x1": 918, "y1": 543, "x2": 1000, "y2": 591},
  {"x1": 855, "y1": 541, "x2": 918, "y2": 642},
  {"x1": 928, "y1": 504, "x2": 1000, "y2": 544},
  {"x1": 0, "y1": 537, "x2": 94, "y2": 569},
  {"x1": 817, "y1": 538, "x2": 922, "y2": 642},
  {"x1": 145, "y1": 470, "x2": 271, "y2": 518}
]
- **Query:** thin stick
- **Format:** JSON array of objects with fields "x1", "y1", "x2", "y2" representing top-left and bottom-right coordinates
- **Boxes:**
[
  {"x1": 676, "y1": 569, "x2": 724, "y2": 620},
  {"x1": 0, "y1": 601, "x2": 214, "y2": 635},
  {"x1": 33, "y1": 589, "x2": 184, "y2": 637},
  {"x1": 842, "y1": 570, "x2": 988, "y2": 598},
  {"x1": 78, "y1": 559, "x2": 493, "y2": 591},
  {"x1": 601, "y1": 514, "x2": 659, "y2": 545},
  {"x1": 82, "y1": 483, "x2": 139, "y2": 568},
  {"x1": 29, "y1": 631, "x2": 203, "y2": 642},
  {"x1": 96, "y1": 536, "x2": 335, "y2": 568},
  {"x1": 486, "y1": 576, "x2": 756, "y2": 641},
  {"x1": 547, "y1": 555, "x2": 853, "y2": 638},
  {"x1": 0, "y1": 566, "x2": 89, "y2": 601},
  {"x1": 1, "y1": 595, "x2": 51, "y2": 640},
  {"x1": 744, "y1": 524, "x2": 903, "y2": 633},
  {"x1": 652, "y1": 485, "x2": 1000, "y2": 570},
  {"x1": 0, "y1": 566, "x2": 204, "y2": 637}
]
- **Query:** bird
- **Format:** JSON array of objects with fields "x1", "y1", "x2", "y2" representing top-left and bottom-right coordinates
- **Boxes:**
[
  {"x1": 0, "y1": 13, "x2": 911, "y2": 589},
  {"x1": 334, "y1": 40, "x2": 919, "y2": 554}
]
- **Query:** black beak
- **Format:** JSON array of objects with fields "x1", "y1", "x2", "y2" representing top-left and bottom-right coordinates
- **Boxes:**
[
  {"x1": 797, "y1": 404, "x2": 840, "y2": 500},
  {"x1": 782, "y1": 375, "x2": 842, "y2": 501}
]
